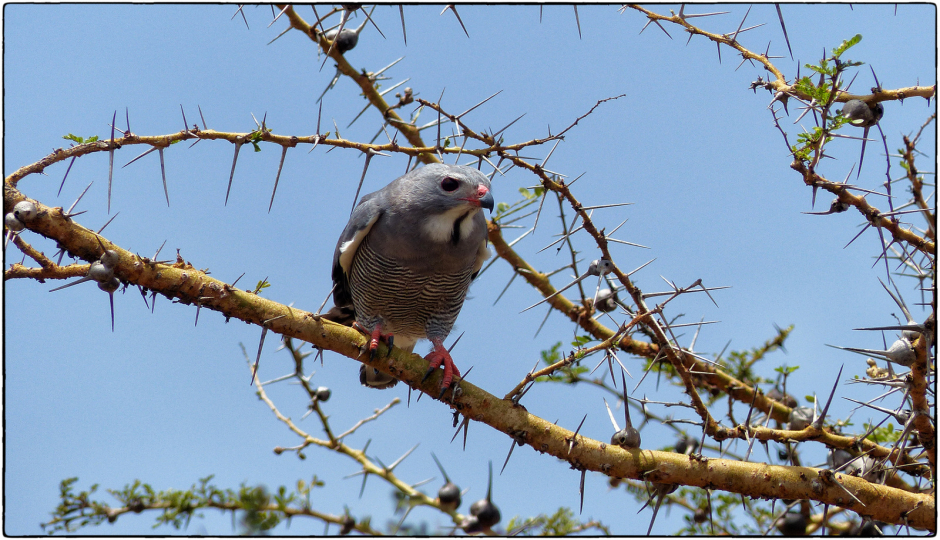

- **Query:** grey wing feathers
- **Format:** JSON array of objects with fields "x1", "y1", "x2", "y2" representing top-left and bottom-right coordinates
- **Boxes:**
[{"x1": 332, "y1": 192, "x2": 384, "y2": 308}]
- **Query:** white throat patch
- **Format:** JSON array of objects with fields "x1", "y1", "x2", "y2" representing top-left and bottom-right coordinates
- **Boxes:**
[{"x1": 422, "y1": 206, "x2": 480, "y2": 243}]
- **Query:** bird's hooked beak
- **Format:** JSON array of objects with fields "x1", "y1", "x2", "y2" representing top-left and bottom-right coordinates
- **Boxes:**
[{"x1": 464, "y1": 184, "x2": 495, "y2": 213}]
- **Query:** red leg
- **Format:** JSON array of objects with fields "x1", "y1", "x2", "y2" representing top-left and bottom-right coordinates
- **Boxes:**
[
  {"x1": 352, "y1": 322, "x2": 394, "y2": 358},
  {"x1": 424, "y1": 338, "x2": 462, "y2": 390}
]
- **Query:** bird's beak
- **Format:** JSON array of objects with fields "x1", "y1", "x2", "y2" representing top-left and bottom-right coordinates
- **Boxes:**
[{"x1": 477, "y1": 185, "x2": 495, "y2": 213}]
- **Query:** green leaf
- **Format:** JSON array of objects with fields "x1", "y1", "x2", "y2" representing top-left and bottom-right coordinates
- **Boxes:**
[
  {"x1": 773, "y1": 364, "x2": 800, "y2": 375},
  {"x1": 571, "y1": 335, "x2": 593, "y2": 347},
  {"x1": 541, "y1": 342, "x2": 563, "y2": 365},
  {"x1": 832, "y1": 34, "x2": 862, "y2": 59}
]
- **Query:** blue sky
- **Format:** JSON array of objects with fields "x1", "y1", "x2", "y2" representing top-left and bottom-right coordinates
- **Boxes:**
[{"x1": 4, "y1": 4, "x2": 936, "y2": 535}]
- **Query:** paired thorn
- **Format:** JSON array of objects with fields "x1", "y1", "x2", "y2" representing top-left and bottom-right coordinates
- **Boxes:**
[
  {"x1": 225, "y1": 141, "x2": 244, "y2": 206},
  {"x1": 441, "y1": 5, "x2": 470, "y2": 38},
  {"x1": 107, "y1": 110, "x2": 117, "y2": 213}
]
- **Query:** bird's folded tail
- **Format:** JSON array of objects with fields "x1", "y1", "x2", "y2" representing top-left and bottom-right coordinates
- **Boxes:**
[
  {"x1": 320, "y1": 305, "x2": 356, "y2": 326},
  {"x1": 359, "y1": 335, "x2": 417, "y2": 390}
]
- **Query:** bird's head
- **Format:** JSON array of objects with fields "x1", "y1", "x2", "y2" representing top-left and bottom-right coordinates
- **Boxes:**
[
  {"x1": 396, "y1": 164, "x2": 494, "y2": 245},
  {"x1": 408, "y1": 163, "x2": 494, "y2": 214}
]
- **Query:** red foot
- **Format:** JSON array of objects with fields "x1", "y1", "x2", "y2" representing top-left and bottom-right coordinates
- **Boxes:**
[
  {"x1": 352, "y1": 322, "x2": 394, "y2": 357},
  {"x1": 425, "y1": 338, "x2": 462, "y2": 390}
]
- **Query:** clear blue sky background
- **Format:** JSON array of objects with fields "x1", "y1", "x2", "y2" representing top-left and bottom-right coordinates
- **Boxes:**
[{"x1": 4, "y1": 4, "x2": 936, "y2": 535}]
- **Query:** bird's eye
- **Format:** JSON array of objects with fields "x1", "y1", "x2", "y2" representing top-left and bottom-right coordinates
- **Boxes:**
[{"x1": 440, "y1": 177, "x2": 460, "y2": 192}]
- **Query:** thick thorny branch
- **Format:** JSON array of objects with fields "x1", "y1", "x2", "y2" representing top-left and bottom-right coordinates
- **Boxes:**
[
  {"x1": 7, "y1": 179, "x2": 932, "y2": 529},
  {"x1": 625, "y1": 5, "x2": 935, "y2": 105}
]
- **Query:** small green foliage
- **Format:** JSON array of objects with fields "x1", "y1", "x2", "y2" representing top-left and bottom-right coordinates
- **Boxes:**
[
  {"x1": 537, "y1": 341, "x2": 587, "y2": 382},
  {"x1": 493, "y1": 185, "x2": 544, "y2": 221},
  {"x1": 790, "y1": 35, "x2": 868, "y2": 164},
  {"x1": 62, "y1": 134, "x2": 100, "y2": 145},
  {"x1": 541, "y1": 341, "x2": 563, "y2": 366},
  {"x1": 248, "y1": 130, "x2": 265, "y2": 152},
  {"x1": 42, "y1": 475, "x2": 304, "y2": 534},
  {"x1": 832, "y1": 34, "x2": 862, "y2": 59},
  {"x1": 252, "y1": 279, "x2": 271, "y2": 294},
  {"x1": 571, "y1": 335, "x2": 593, "y2": 348},
  {"x1": 506, "y1": 507, "x2": 610, "y2": 535},
  {"x1": 238, "y1": 485, "x2": 279, "y2": 534},
  {"x1": 773, "y1": 364, "x2": 800, "y2": 376},
  {"x1": 865, "y1": 422, "x2": 902, "y2": 444},
  {"x1": 518, "y1": 186, "x2": 544, "y2": 200}
]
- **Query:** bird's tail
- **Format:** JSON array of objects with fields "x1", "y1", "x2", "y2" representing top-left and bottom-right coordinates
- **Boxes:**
[
  {"x1": 320, "y1": 304, "x2": 356, "y2": 326},
  {"x1": 359, "y1": 337, "x2": 416, "y2": 390}
]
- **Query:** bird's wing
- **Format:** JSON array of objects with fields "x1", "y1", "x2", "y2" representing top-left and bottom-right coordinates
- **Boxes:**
[
  {"x1": 332, "y1": 192, "x2": 384, "y2": 308},
  {"x1": 470, "y1": 229, "x2": 491, "y2": 280}
]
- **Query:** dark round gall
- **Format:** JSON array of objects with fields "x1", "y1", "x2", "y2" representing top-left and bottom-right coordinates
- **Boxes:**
[
  {"x1": 99, "y1": 249, "x2": 120, "y2": 269},
  {"x1": 88, "y1": 261, "x2": 115, "y2": 283},
  {"x1": 841, "y1": 99, "x2": 882, "y2": 128},
  {"x1": 469, "y1": 498, "x2": 501, "y2": 528},
  {"x1": 460, "y1": 515, "x2": 482, "y2": 534},
  {"x1": 611, "y1": 426, "x2": 641, "y2": 448},
  {"x1": 13, "y1": 201, "x2": 38, "y2": 222},
  {"x1": 766, "y1": 387, "x2": 797, "y2": 408},
  {"x1": 776, "y1": 511, "x2": 807, "y2": 536},
  {"x1": 315, "y1": 386, "x2": 331, "y2": 402},
  {"x1": 594, "y1": 288, "x2": 618, "y2": 312},
  {"x1": 98, "y1": 276, "x2": 121, "y2": 293},
  {"x1": 675, "y1": 434, "x2": 699, "y2": 455},
  {"x1": 828, "y1": 449, "x2": 853, "y2": 470},
  {"x1": 325, "y1": 28, "x2": 358, "y2": 54},
  {"x1": 339, "y1": 516, "x2": 355, "y2": 535},
  {"x1": 852, "y1": 520, "x2": 883, "y2": 536},
  {"x1": 693, "y1": 506, "x2": 709, "y2": 523},
  {"x1": 5, "y1": 212, "x2": 25, "y2": 232},
  {"x1": 787, "y1": 406, "x2": 814, "y2": 430},
  {"x1": 437, "y1": 481, "x2": 461, "y2": 510}
]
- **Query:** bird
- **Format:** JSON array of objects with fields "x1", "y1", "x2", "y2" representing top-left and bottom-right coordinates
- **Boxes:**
[{"x1": 325, "y1": 163, "x2": 494, "y2": 392}]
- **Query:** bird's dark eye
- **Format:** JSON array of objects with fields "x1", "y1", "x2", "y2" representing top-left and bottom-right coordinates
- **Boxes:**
[{"x1": 440, "y1": 177, "x2": 460, "y2": 192}]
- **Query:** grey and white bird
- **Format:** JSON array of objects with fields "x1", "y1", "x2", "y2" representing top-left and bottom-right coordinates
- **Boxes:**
[{"x1": 326, "y1": 163, "x2": 494, "y2": 391}]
